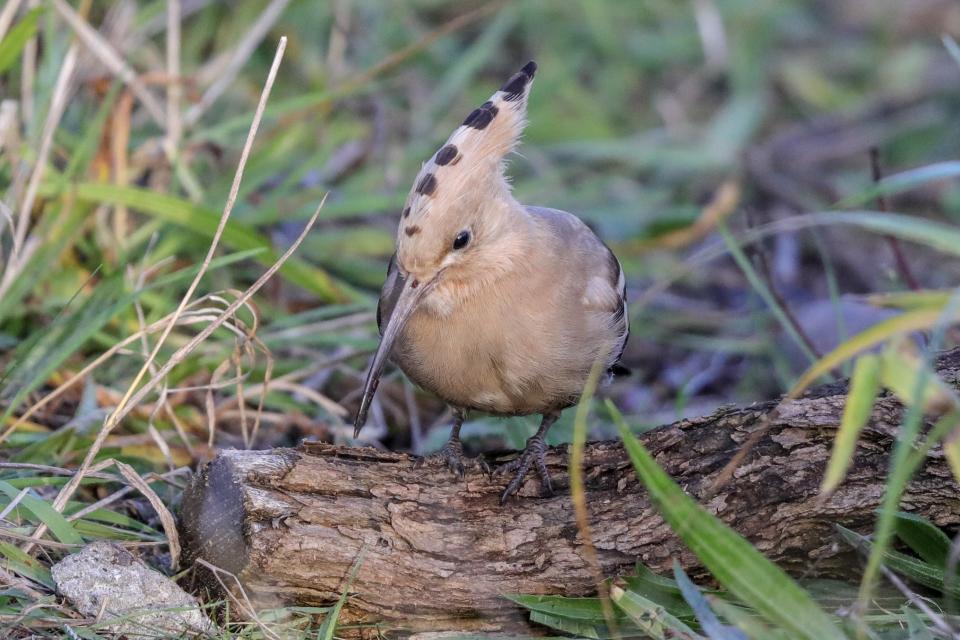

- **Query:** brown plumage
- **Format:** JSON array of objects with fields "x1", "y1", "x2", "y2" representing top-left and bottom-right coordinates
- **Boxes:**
[{"x1": 354, "y1": 61, "x2": 629, "y2": 502}]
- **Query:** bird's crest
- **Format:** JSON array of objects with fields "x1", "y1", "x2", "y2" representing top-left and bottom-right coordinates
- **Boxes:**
[{"x1": 398, "y1": 61, "x2": 537, "y2": 235}]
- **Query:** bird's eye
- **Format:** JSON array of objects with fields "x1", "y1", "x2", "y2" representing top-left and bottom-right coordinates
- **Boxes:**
[{"x1": 452, "y1": 230, "x2": 471, "y2": 250}]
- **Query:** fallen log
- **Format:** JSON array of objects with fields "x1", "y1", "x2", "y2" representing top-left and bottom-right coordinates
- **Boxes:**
[{"x1": 180, "y1": 350, "x2": 960, "y2": 637}]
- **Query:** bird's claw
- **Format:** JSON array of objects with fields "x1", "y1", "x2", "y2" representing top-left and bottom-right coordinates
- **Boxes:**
[
  {"x1": 413, "y1": 438, "x2": 488, "y2": 479},
  {"x1": 496, "y1": 434, "x2": 553, "y2": 503}
]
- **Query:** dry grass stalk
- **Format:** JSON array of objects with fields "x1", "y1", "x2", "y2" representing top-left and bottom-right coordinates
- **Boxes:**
[
  {"x1": 0, "y1": 298, "x2": 258, "y2": 444},
  {"x1": 0, "y1": 487, "x2": 30, "y2": 522},
  {"x1": 51, "y1": 0, "x2": 166, "y2": 126},
  {"x1": 569, "y1": 363, "x2": 620, "y2": 637},
  {"x1": 67, "y1": 467, "x2": 190, "y2": 523},
  {"x1": 26, "y1": 196, "x2": 324, "y2": 549},
  {"x1": 165, "y1": 0, "x2": 182, "y2": 161},
  {"x1": 114, "y1": 460, "x2": 181, "y2": 569},
  {"x1": 194, "y1": 559, "x2": 281, "y2": 640},
  {"x1": 23, "y1": 36, "x2": 291, "y2": 548},
  {"x1": 129, "y1": 246, "x2": 196, "y2": 457},
  {"x1": 1, "y1": 44, "x2": 78, "y2": 298}
]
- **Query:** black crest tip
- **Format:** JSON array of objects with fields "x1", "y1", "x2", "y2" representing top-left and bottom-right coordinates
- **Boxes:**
[{"x1": 500, "y1": 61, "x2": 537, "y2": 101}]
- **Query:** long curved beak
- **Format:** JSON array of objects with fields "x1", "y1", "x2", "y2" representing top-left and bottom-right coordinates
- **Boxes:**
[{"x1": 353, "y1": 277, "x2": 432, "y2": 437}]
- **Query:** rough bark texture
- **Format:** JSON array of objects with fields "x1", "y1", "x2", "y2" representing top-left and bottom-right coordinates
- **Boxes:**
[{"x1": 180, "y1": 351, "x2": 960, "y2": 637}]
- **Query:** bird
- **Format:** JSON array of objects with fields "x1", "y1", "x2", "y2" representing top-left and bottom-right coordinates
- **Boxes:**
[{"x1": 353, "y1": 61, "x2": 629, "y2": 503}]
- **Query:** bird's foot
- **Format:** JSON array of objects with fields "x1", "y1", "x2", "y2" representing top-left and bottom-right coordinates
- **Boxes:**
[
  {"x1": 413, "y1": 438, "x2": 489, "y2": 479},
  {"x1": 495, "y1": 433, "x2": 553, "y2": 503}
]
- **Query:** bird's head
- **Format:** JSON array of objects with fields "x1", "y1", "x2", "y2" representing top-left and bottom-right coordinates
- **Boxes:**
[{"x1": 354, "y1": 61, "x2": 538, "y2": 435}]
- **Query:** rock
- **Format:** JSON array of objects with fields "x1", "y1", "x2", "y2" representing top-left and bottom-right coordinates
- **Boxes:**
[{"x1": 51, "y1": 541, "x2": 214, "y2": 637}]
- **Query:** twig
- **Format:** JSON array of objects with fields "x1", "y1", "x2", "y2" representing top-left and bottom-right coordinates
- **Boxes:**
[
  {"x1": 25, "y1": 37, "x2": 290, "y2": 548},
  {"x1": 0, "y1": 462, "x2": 119, "y2": 482},
  {"x1": 878, "y1": 565, "x2": 955, "y2": 638},
  {"x1": 0, "y1": 566, "x2": 43, "y2": 601},
  {"x1": 194, "y1": 559, "x2": 281, "y2": 640},
  {"x1": 0, "y1": 488, "x2": 30, "y2": 522},
  {"x1": 745, "y1": 208, "x2": 824, "y2": 363},
  {"x1": 0, "y1": 529, "x2": 164, "y2": 550},
  {"x1": 116, "y1": 197, "x2": 324, "y2": 436},
  {"x1": 222, "y1": 379, "x2": 347, "y2": 419},
  {"x1": 869, "y1": 147, "x2": 920, "y2": 291}
]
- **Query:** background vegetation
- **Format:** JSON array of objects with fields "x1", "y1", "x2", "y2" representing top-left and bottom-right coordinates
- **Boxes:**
[{"x1": 1, "y1": 0, "x2": 960, "y2": 637}]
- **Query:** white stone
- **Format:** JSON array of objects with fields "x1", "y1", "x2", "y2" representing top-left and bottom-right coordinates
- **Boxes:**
[{"x1": 51, "y1": 541, "x2": 214, "y2": 637}]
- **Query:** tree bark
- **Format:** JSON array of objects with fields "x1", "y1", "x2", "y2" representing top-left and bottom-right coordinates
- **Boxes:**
[{"x1": 180, "y1": 350, "x2": 960, "y2": 638}]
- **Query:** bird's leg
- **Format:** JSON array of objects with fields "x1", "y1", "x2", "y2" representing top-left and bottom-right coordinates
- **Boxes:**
[
  {"x1": 496, "y1": 411, "x2": 560, "y2": 503},
  {"x1": 414, "y1": 409, "x2": 489, "y2": 478}
]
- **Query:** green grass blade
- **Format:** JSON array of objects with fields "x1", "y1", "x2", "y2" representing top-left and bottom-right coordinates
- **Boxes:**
[
  {"x1": 0, "y1": 480, "x2": 83, "y2": 544},
  {"x1": 0, "y1": 7, "x2": 43, "y2": 73},
  {"x1": 37, "y1": 181, "x2": 363, "y2": 302},
  {"x1": 789, "y1": 307, "x2": 954, "y2": 396},
  {"x1": 608, "y1": 400, "x2": 844, "y2": 640},
  {"x1": 837, "y1": 163, "x2": 960, "y2": 209},
  {"x1": 0, "y1": 201, "x2": 91, "y2": 323},
  {"x1": 0, "y1": 541, "x2": 54, "y2": 588},
  {"x1": 890, "y1": 512, "x2": 951, "y2": 568},
  {"x1": 709, "y1": 599, "x2": 788, "y2": 640},
  {"x1": 61, "y1": 81, "x2": 123, "y2": 182},
  {"x1": 609, "y1": 584, "x2": 701, "y2": 640},
  {"x1": 866, "y1": 290, "x2": 952, "y2": 311},
  {"x1": 831, "y1": 211, "x2": 960, "y2": 256},
  {"x1": 718, "y1": 223, "x2": 818, "y2": 366},
  {"x1": 527, "y1": 609, "x2": 606, "y2": 638},
  {"x1": 316, "y1": 550, "x2": 364, "y2": 640},
  {"x1": 0, "y1": 275, "x2": 127, "y2": 426},
  {"x1": 505, "y1": 594, "x2": 607, "y2": 623},
  {"x1": 821, "y1": 354, "x2": 881, "y2": 494},
  {"x1": 672, "y1": 561, "x2": 745, "y2": 640},
  {"x1": 838, "y1": 526, "x2": 959, "y2": 597}
]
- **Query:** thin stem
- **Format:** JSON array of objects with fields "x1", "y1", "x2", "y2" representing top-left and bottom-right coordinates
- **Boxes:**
[
  {"x1": 25, "y1": 37, "x2": 290, "y2": 549},
  {"x1": 870, "y1": 147, "x2": 920, "y2": 291}
]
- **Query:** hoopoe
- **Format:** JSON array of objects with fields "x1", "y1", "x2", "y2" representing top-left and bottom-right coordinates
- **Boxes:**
[{"x1": 354, "y1": 62, "x2": 629, "y2": 502}]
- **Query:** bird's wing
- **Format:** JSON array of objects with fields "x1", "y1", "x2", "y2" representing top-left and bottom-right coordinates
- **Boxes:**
[
  {"x1": 604, "y1": 244, "x2": 630, "y2": 375},
  {"x1": 526, "y1": 206, "x2": 630, "y2": 374},
  {"x1": 582, "y1": 236, "x2": 629, "y2": 374},
  {"x1": 376, "y1": 253, "x2": 406, "y2": 335}
]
